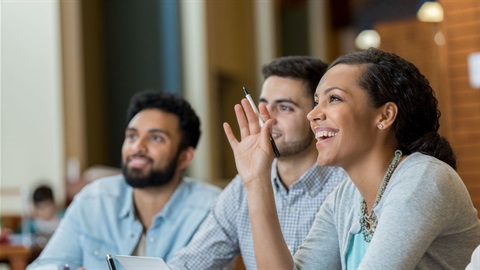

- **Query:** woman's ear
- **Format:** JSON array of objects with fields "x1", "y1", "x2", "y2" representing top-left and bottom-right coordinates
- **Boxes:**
[
  {"x1": 177, "y1": 146, "x2": 195, "y2": 171},
  {"x1": 376, "y1": 102, "x2": 398, "y2": 129}
]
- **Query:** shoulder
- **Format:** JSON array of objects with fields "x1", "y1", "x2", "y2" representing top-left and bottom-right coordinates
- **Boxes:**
[
  {"x1": 214, "y1": 175, "x2": 246, "y2": 206},
  {"x1": 74, "y1": 174, "x2": 130, "y2": 202},
  {"x1": 181, "y1": 177, "x2": 222, "y2": 204},
  {"x1": 398, "y1": 152, "x2": 455, "y2": 173},
  {"x1": 393, "y1": 153, "x2": 460, "y2": 190}
]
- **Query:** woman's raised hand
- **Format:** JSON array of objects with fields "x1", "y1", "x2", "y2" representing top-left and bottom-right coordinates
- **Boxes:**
[{"x1": 223, "y1": 98, "x2": 275, "y2": 189}]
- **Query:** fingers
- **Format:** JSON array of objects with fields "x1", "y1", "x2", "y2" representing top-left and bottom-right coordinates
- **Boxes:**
[
  {"x1": 224, "y1": 99, "x2": 267, "y2": 146},
  {"x1": 258, "y1": 102, "x2": 272, "y2": 123},
  {"x1": 223, "y1": 122, "x2": 238, "y2": 151},
  {"x1": 234, "y1": 103, "x2": 250, "y2": 139},
  {"x1": 241, "y1": 99, "x2": 261, "y2": 135}
]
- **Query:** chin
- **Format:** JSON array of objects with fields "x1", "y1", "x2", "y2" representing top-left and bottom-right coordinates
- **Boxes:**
[{"x1": 316, "y1": 154, "x2": 335, "y2": 167}]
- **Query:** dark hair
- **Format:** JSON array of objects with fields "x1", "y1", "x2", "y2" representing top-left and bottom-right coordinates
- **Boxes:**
[
  {"x1": 262, "y1": 56, "x2": 329, "y2": 98},
  {"x1": 330, "y1": 48, "x2": 456, "y2": 169},
  {"x1": 33, "y1": 185, "x2": 54, "y2": 205},
  {"x1": 126, "y1": 90, "x2": 201, "y2": 150}
]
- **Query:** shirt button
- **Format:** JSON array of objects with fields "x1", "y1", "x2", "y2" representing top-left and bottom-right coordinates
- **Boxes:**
[
  {"x1": 93, "y1": 250, "x2": 99, "y2": 256},
  {"x1": 289, "y1": 206, "x2": 296, "y2": 213},
  {"x1": 149, "y1": 237, "x2": 155, "y2": 242},
  {"x1": 309, "y1": 190, "x2": 315, "y2": 196}
]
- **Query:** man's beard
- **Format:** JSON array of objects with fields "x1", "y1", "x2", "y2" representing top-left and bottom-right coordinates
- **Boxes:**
[
  {"x1": 122, "y1": 151, "x2": 180, "y2": 188},
  {"x1": 278, "y1": 132, "x2": 315, "y2": 156}
]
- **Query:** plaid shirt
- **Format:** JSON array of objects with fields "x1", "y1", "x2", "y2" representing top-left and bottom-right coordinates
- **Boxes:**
[{"x1": 168, "y1": 160, "x2": 347, "y2": 270}]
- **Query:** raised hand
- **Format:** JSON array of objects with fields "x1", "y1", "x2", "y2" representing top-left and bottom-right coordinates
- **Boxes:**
[{"x1": 223, "y1": 98, "x2": 275, "y2": 189}]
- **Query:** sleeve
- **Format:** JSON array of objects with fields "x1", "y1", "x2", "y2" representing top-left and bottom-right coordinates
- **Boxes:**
[
  {"x1": 293, "y1": 191, "x2": 342, "y2": 270},
  {"x1": 27, "y1": 194, "x2": 86, "y2": 270},
  {"x1": 167, "y1": 176, "x2": 243, "y2": 270},
  {"x1": 359, "y1": 159, "x2": 473, "y2": 269}
]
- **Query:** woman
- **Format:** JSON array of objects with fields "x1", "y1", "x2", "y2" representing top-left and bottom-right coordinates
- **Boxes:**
[{"x1": 223, "y1": 48, "x2": 480, "y2": 269}]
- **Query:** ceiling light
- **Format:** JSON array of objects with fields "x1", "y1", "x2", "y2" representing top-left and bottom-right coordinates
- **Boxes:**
[
  {"x1": 355, "y1": 30, "x2": 381, "y2": 50},
  {"x1": 417, "y1": 1, "x2": 444, "y2": 22}
]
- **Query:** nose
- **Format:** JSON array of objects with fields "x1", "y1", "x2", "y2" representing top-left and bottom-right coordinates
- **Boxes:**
[
  {"x1": 307, "y1": 107, "x2": 326, "y2": 122},
  {"x1": 131, "y1": 137, "x2": 147, "y2": 153}
]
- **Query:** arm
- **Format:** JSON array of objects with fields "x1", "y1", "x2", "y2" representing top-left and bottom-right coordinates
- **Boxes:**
[
  {"x1": 168, "y1": 177, "x2": 242, "y2": 269},
  {"x1": 27, "y1": 198, "x2": 84, "y2": 270},
  {"x1": 293, "y1": 193, "x2": 342, "y2": 269},
  {"x1": 223, "y1": 99, "x2": 292, "y2": 269}
]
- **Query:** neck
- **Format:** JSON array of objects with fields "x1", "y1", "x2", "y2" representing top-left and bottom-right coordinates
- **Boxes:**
[
  {"x1": 132, "y1": 174, "x2": 182, "y2": 229},
  {"x1": 346, "y1": 147, "x2": 399, "y2": 212},
  {"x1": 276, "y1": 143, "x2": 318, "y2": 188}
]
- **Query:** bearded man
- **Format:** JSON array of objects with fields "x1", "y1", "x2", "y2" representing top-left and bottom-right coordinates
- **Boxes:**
[{"x1": 28, "y1": 91, "x2": 220, "y2": 270}]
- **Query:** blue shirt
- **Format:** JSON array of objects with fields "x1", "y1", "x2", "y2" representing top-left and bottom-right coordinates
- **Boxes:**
[
  {"x1": 27, "y1": 175, "x2": 221, "y2": 270},
  {"x1": 168, "y1": 160, "x2": 346, "y2": 269},
  {"x1": 346, "y1": 232, "x2": 369, "y2": 269}
]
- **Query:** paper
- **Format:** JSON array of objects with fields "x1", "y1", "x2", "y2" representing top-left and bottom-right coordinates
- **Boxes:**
[{"x1": 116, "y1": 255, "x2": 170, "y2": 270}]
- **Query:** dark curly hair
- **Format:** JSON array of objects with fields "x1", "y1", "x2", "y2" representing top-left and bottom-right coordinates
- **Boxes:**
[
  {"x1": 330, "y1": 48, "x2": 456, "y2": 169},
  {"x1": 126, "y1": 90, "x2": 201, "y2": 150},
  {"x1": 262, "y1": 56, "x2": 329, "y2": 99}
]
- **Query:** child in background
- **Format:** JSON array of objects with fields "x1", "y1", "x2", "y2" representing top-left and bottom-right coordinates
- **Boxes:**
[{"x1": 28, "y1": 185, "x2": 63, "y2": 244}]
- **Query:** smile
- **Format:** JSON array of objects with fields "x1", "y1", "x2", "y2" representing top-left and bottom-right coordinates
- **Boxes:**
[
  {"x1": 315, "y1": 131, "x2": 338, "y2": 140},
  {"x1": 271, "y1": 132, "x2": 282, "y2": 138}
]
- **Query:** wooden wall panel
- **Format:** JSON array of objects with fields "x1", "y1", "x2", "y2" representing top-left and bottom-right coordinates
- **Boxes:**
[
  {"x1": 376, "y1": 0, "x2": 480, "y2": 215},
  {"x1": 441, "y1": 0, "x2": 480, "y2": 215}
]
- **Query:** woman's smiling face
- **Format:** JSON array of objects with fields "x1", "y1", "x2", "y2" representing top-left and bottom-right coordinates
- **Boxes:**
[{"x1": 307, "y1": 64, "x2": 382, "y2": 169}]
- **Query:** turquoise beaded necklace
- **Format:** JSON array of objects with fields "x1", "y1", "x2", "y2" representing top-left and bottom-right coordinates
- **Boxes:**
[{"x1": 359, "y1": 150, "x2": 403, "y2": 243}]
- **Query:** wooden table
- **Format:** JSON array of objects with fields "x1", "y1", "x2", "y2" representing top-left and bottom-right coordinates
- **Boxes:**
[{"x1": 0, "y1": 243, "x2": 32, "y2": 270}]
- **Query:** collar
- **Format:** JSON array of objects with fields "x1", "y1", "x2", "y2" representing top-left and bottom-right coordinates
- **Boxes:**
[{"x1": 272, "y1": 161, "x2": 328, "y2": 197}]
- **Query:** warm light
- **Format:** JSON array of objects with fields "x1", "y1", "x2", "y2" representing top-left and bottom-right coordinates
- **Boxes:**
[
  {"x1": 355, "y1": 30, "x2": 381, "y2": 50},
  {"x1": 417, "y1": 1, "x2": 444, "y2": 22}
]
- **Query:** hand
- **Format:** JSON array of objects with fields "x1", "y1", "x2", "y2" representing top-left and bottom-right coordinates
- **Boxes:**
[{"x1": 223, "y1": 98, "x2": 275, "y2": 189}]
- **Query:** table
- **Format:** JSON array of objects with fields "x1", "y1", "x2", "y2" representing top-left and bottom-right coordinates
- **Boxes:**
[{"x1": 0, "y1": 243, "x2": 32, "y2": 270}]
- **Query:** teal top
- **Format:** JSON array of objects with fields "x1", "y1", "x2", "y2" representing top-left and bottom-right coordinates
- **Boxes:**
[{"x1": 346, "y1": 232, "x2": 369, "y2": 269}]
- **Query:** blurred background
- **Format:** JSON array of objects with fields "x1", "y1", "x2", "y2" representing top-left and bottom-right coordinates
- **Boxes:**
[{"x1": 1, "y1": 0, "x2": 479, "y2": 227}]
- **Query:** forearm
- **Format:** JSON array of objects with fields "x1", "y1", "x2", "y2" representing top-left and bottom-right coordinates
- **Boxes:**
[{"x1": 245, "y1": 178, "x2": 293, "y2": 270}]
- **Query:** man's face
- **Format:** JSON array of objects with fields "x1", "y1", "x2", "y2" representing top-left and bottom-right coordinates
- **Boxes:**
[
  {"x1": 121, "y1": 109, "x2": 183, "y2": 188},
  {"x1": 259, "y1": 76, "x2": 316, "y2": 157}
]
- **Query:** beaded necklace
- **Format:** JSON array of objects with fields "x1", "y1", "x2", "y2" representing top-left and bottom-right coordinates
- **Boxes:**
[{"x1": 359, "y1": 150, "x2": 402, "y2": 243}]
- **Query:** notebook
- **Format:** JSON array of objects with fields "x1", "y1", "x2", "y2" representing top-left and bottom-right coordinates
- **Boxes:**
[{"x1": 116, "y1": 255, "x2": 169, "y2": 270}]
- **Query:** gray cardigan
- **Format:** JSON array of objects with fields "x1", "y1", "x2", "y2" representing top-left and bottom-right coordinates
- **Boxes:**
[{"x1": 293, "y1": 153, "x2": 480, "y2": 269}]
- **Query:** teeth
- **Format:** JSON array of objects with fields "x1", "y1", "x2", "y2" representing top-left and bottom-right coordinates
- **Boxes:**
[{"x1": 315, "y1": 131, "x2": 338, "y2": 139}]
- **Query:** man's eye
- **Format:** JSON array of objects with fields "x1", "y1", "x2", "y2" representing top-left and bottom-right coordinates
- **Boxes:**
[
  {"x1": 279, "y1": 105, "x2": 293, "y2": 111},
  {"x1": 126, "y1": 134, "x2": 137, "y2": 140},
  {"x1": 152, "y1": 136, "x2": 163, "y2": 143}
]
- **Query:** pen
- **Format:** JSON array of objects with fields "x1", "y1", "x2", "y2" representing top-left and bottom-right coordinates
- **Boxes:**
[
  {"x1": 243, "y1": 87, "x2": 281, "y2": 157},
  {"x1": 106, "y1": 254, "x2": 117, "y2": 270}
]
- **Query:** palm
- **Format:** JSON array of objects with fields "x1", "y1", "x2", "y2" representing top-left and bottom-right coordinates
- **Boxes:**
[{"x1": 223, "y1": 99, "x2": 274, "y2": 188}]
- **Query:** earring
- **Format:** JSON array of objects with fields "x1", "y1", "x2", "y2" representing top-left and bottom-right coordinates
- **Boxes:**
[{"x1": 377, "y1": 123, "x2": 384, "y2": 129}]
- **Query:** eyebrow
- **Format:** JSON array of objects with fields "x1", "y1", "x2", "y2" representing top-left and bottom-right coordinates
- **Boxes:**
[
  {"x1": 315, "y1": 86, "x2": 347, "y2": 97},
  {"x1": 125, "y1": 127, "x2": 170, "y2": 136},
  {"x1": 258, "y1": 97, "x2": 300, "y2": 107}
]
